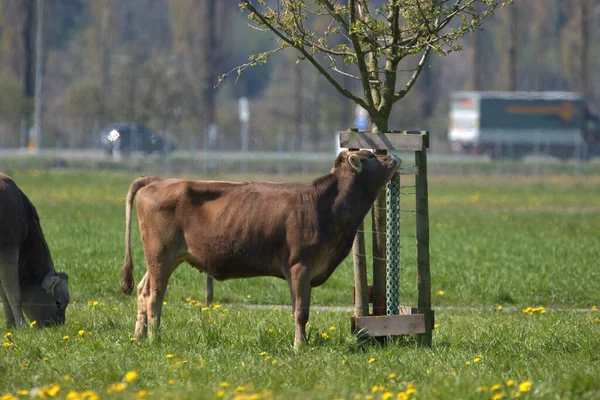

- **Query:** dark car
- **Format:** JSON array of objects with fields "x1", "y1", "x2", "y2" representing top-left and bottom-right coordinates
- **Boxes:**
[{"x1": 99, "y1": 123, "x2": 176, "y2": 156}]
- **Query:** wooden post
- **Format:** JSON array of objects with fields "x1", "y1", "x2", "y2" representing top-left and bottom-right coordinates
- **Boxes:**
[
  {"x1": 349, "y1": 142, "x2": 369, "y2": 317},
  {"x1": 372, "y1": 148, "x2": 388, "y2": 316},
  {"x1": 415, "y1": 149, "x2": 432, "y2": 347},
  {"x1": 353, "y1": 221, "x2": 369, "y2": 317},
  {"x1": 206, "y1": 275, "x2": 214, "y2": 305}
]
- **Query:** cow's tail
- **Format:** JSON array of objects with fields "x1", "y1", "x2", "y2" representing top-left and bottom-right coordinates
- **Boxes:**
[{"x1": 120, "y1": 176, "x2": 162, "y2": 295}]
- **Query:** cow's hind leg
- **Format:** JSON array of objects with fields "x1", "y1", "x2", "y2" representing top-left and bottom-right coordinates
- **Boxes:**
[
  {"x1": 145, "y1": 256, "x2": 177, "y2": 341},
  {"x1": 134, "y1": 272, "x2": 149, "y2": 339},
  {"x1": 287, "y1": 263, "x2": 312, "y2": 349},
  {"x1": 0, "y1": 251, "x2": 24, "y2": 328}
]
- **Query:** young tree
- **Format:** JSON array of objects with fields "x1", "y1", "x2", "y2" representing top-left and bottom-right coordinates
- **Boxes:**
[{"x1": 221, "y1": 0, "x2": 508, "y2": 133}]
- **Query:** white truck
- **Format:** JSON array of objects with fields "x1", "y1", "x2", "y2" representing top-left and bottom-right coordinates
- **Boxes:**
[{"x1": 448, "y1": 91, "x2": 600, "y2": 160}]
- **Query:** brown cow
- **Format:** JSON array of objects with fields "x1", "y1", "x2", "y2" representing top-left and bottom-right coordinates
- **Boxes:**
[
  {"x1": 0, "y1": 173, "x2": 70, "y2": 328},
  {"x1": 120, "y1": 150, "x2": 401, "y2": 347}
]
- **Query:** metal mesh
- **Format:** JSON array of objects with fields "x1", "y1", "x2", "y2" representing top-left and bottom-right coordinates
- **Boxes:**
[{"x1": 386, "y1": 174, "x2": 401, "y2": 315}]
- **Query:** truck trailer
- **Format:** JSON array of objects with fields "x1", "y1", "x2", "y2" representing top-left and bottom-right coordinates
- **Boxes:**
[{"x1": 448, "y1": 91, "x2": 600, "y2": 160}]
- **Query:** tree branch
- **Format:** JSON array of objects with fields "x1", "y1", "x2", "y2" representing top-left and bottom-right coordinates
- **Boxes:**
[
  {"x1": 392, "y1": 47, "x2": 431, "y2": 103},
  {"x1": 240, "y1": 0, "x2": 369, "y2": 109}
]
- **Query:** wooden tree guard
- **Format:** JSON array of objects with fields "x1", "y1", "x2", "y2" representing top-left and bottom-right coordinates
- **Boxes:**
[{"x1": 341, "y1": 129, "x2": 434, "y2": 346}]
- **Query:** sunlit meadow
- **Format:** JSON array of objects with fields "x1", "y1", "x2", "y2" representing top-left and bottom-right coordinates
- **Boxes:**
[{"x1": 1, "y1": 168, "x2": 600, "y2": 399}]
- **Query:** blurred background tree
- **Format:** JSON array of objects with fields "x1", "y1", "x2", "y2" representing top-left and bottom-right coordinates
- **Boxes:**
[{"x1": 0, "y1": 0, "x2": 596, "y2": 151}]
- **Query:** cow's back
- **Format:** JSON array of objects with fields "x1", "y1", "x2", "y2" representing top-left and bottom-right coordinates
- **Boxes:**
[
  {"x1": 0, "y1": 174, "x2": 28, "y2": 249},
  {"x1": 135, "y1": 179, "x2": 309, "y2": 280}
]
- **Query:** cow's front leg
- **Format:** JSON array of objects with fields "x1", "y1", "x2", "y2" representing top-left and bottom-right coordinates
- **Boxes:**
[
  {"x1": 0, "y1": 283, "x2": 16, "y2": 328},
  {"x1": 0, "y1": 253, "x2": 25, "y2": 328},
  {"x1": 288, "y1": 263, "x2": 312, "y2": 349}
]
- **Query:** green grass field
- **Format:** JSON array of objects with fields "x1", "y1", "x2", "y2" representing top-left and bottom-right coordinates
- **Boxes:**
[{"x1": 1, "y1": 168, "x2": 600, "y2": 399}]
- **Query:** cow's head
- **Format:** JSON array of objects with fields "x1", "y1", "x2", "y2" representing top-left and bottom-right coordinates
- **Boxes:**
[
  {"x1": 22, "y1": 271, "x2": 70, "y2": 327},
  {"x1": 334, "y1": 150, "x2": 401, "y2": 191}
]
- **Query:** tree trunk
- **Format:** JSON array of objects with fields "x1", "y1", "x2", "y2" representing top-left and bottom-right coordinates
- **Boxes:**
[
  {"x1": 579, "y1": 0, "x2": 591, "y2": 102},
  {"x1": 294, "y1": 63, "x2": 304, "y2": 150},
  {"x1": 21, "y1": 0, "x2": 35, "y2": 147},
  {"x1": 99, "y1": 1, "x2": 113, "y2": 126},
  {"x1": 508, "y1": 3, "x2": 518, "y2": 91},
  {"x1": 199, "y1": 0, "x2": 216, "y2": 135},
  {"x1": 472, "y1": 30, "x2": 484, "y2": 91}
]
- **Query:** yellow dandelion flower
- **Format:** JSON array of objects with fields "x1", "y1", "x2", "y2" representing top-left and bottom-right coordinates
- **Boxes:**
[
  {"x1": 17, "y1": 390, "x2": 29, "y2": 396},
  {"x1": 78, "y1": 330, "x2": 85, "y2": 336},
  {"x1": 264, "y1": 356, "x2": 271, "y2": 361},
  {"x1": 382, "y1": 392, "x2": 394, "y2": 400},
  {"x1": 93, "y1": 301, "x2": 99, "y2": 306},
  {"x1": 235, "y1": 386, "x2": 245, "y2": 393},
  {"x1": 506, "y1": 380, "x2": 515, "y2": 387},
  {"x1": 259, "y1": 351, "x2": 267, "y2": 356},
  {"x1": 81, "y1": 390, "x2": 99, "y2": 400},
  {"x1": 130, "y1": 337, "x2": 136, "y2": 342},
  {"x1": 66, "y1": 391, "x2": 82, "y2": 400},
  {"x1": 437, "y1": 290, "x2": 445, "y2": 295},
  {"x1": 272, "y1": 359, "x2": 277, "y2": 365},
  {"x1": 321, "y1": 332, "x2": 329, "y2": 340},
  {"x1": 497, "y1": 305, "x2": 503, "y2": 311},
  {"x1": 166, "y1": 354, "x2": 175, "y2": 358},
  {"x1": 219, "y1": 382, "x2": 230, "y2": 388},
  {"x1": 368, "y1": 357, "x2": 376, "y2": 363},
  {"x1": 268, "y1": 328, "x2": 275, "y2": 333},
  {"x1": 213, "y1": 304, "x2": 222, "y2": 310},
  {"x1": 465, "y1": 361, "x2": 471, "y2": 366},
  {"x1": 19, "y1": 361, "x2": 29, "y2": 367},
  {"x1": 371, "y1": 385, "x2": 383, "y2": 393},
  {"x1": 388, "y1": 373, "x2": 397, "y2": 379},
  {"x1": 473, "y1": 356, "x2": 482, "y2": 363},
  {"x1": 168, "y1": 379, "x2": 175, "y2": 385},
  {"x1": 518, "y1": 381, "x2": 532, "y2": 392},
  {"x1": 3, "y1": 332, "x2": 11, "y2": 338},
  {"x1": 491, "y1": 393, "x2": 504, "y2": 400},
  {"x1": 451, "y1": 370, "x2": 457, "y2": 376},
  {"x1": 272, "y1": 307, "x2": 279, "y2": 312},
  {"x1": 107, "y1": 382, "x2": 127, "y2": 393},
  {"x1": 434, "y1": 323, "x2": 440, "y2": 329},
  {"x1": 247, "y1": 294, "x2": 252, "y2": 299},
  {"x1": 125, "y1": 370, "x2": 139, "y2": 383},
  {"x1": 498, "y1": 323, "x2": 503, "y2": 327},
  {"x1": 2, "y1": 341, "x2": 14, "y2": 348},
  {"x1": 136, "y1": 389, "x2": 150, "y2": 398},
  {"x1": 476, "y1": 386, "x2": 488, "y2": 392},
  {"x1": 491, "y1": 384, "x2": 501, "y2": 391},
  {"x1": 29, "y1": 321, "x2": 37, "y2": 327},
  {"x1": 329, "y1": 326, "x2": 336, "y2": 331},
  {"x1": 341, "y1": 360, "x2": 347, "y2": 365},
  {"x1": 1, "y1": 395, "x2": 18, "y2": 400},
  {"x1": 163, "y1": 301, "x2": 167, "y2": 306},
  {"x1": 593, "y1": 305, "x2": 597, "y2": 312},
  {"x1": 63, "y1": 375, "x2": 70, "y2": 381},
  {"x1": 397, "y1": 391, "x2": 408, "y2": 400},
  {"x1": 406, "y1": 383, "x2": 416, "y2": 395},
  {"x1": 216, "y1": 390, "x2": 225, "y2": 398},
  {"x1": 43, "y1": 384, "x2": 61, "y2": 397},
  {"x1": 63, "y1": 335, "x2": 69, "y2": 340}
]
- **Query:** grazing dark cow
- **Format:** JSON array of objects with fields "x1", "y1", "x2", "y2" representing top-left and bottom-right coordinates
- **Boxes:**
[
  {"x1": 120, "y1": 150, "x2": 401, "y2": 347},
  {"x1": 0, "y1": 173, "x2": 70, "y2": 328}
]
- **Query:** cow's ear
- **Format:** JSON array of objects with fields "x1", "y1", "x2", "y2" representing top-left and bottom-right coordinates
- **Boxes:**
[
  {"x1": 57, "y1": 272, "x2": 69, "y2": 282},
  {"x1": 348, "y1": 154, "x2": 362, "y2": 172},
  {"x1": 42, "y1": 275, "x2": 60, "y2": 295}
]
